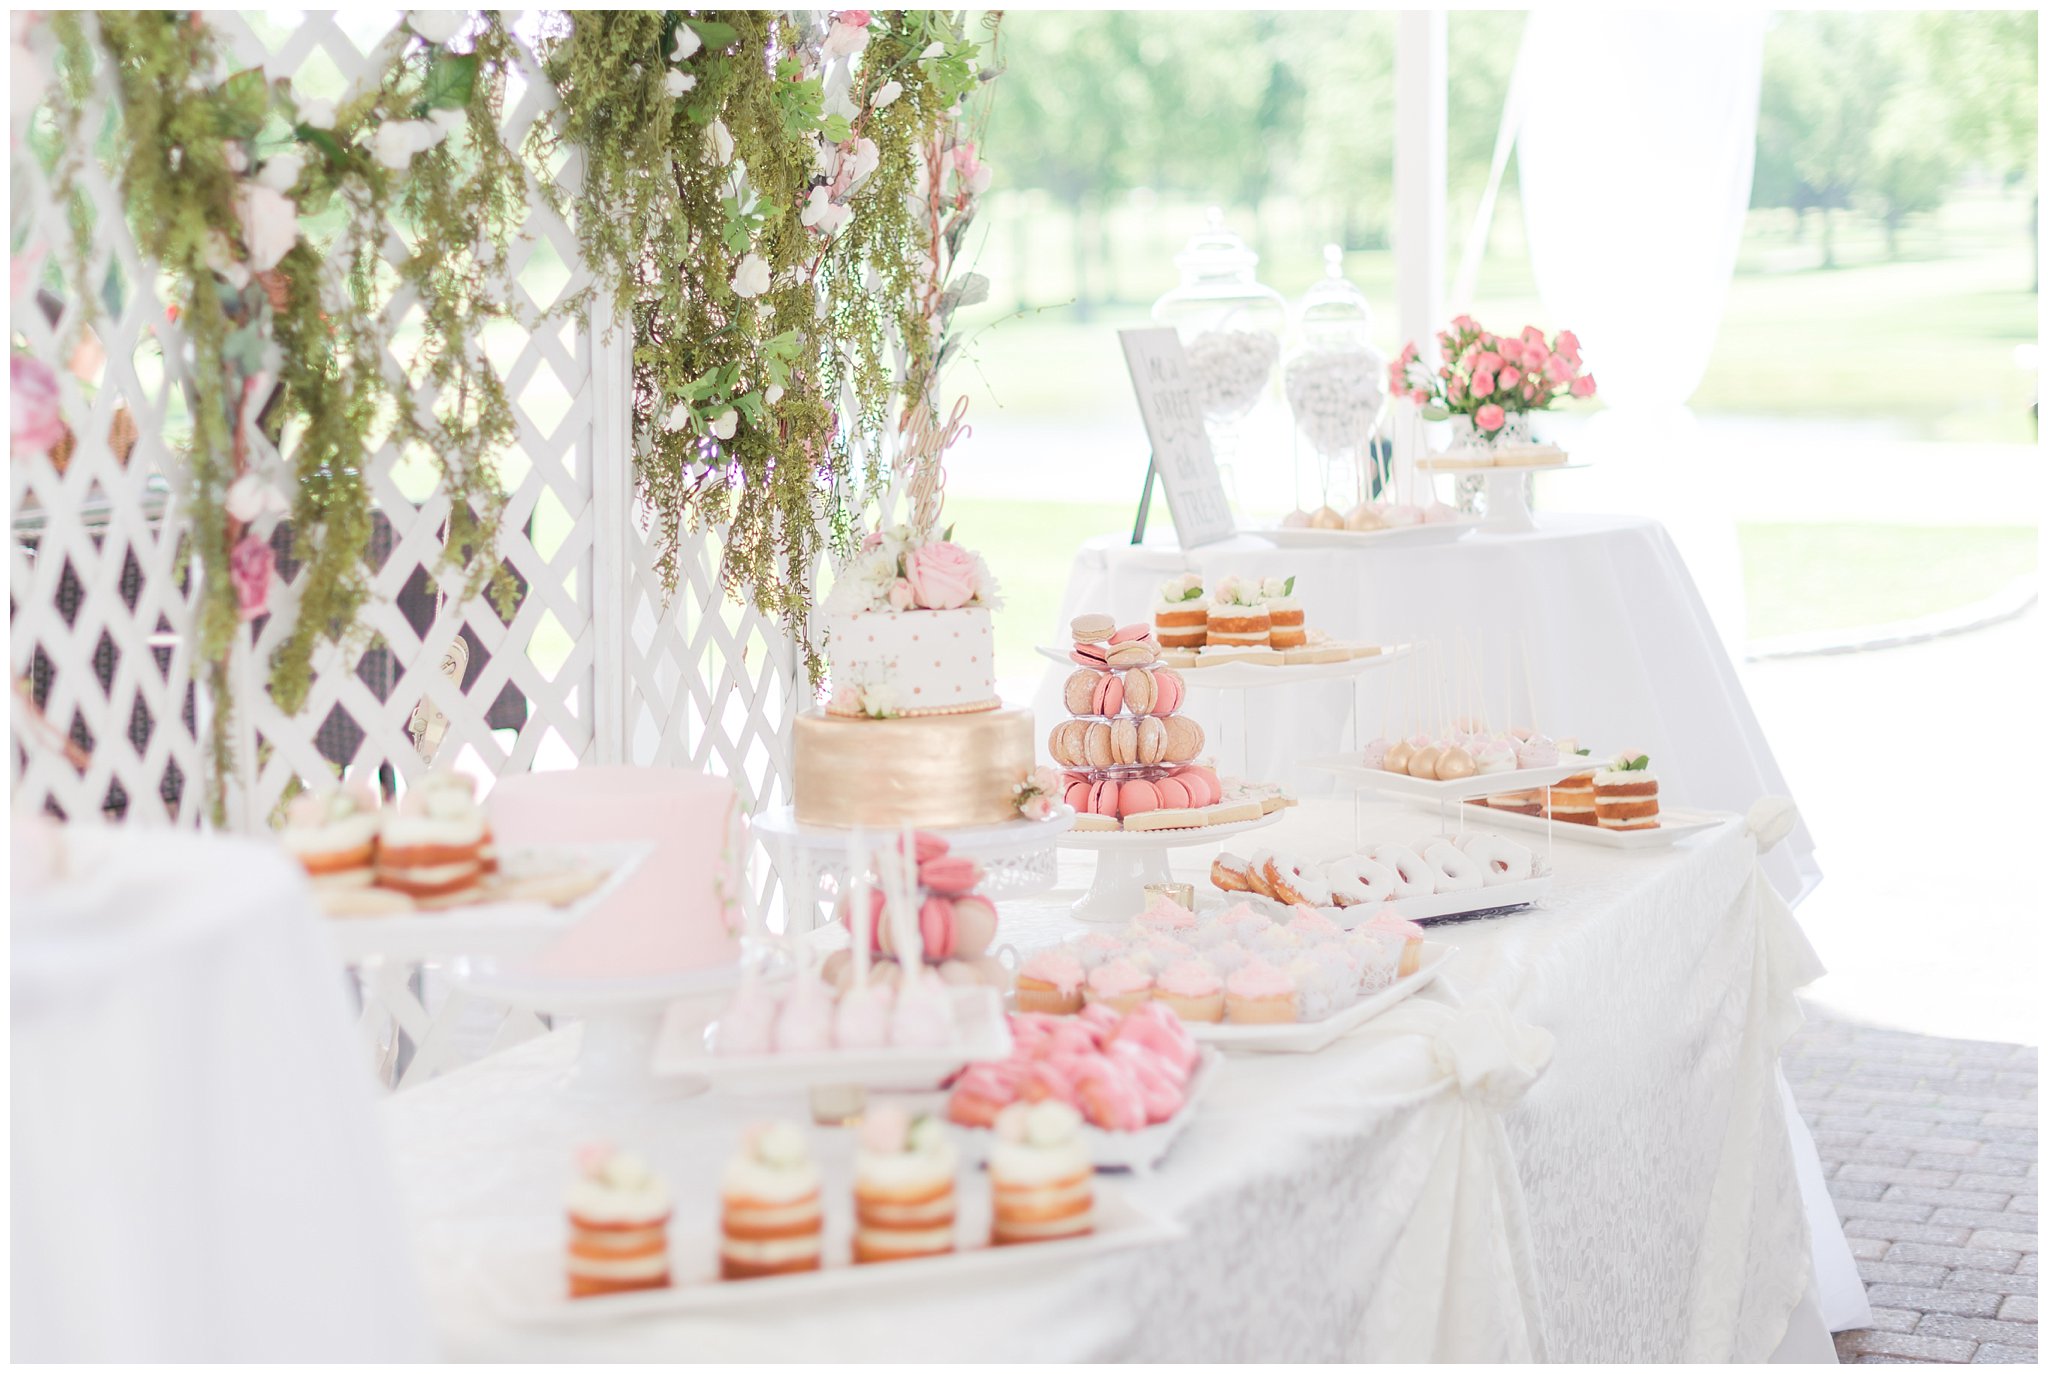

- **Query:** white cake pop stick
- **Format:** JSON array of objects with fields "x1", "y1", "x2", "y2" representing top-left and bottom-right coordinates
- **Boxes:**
[{"x1": 849, "y1": 827, "x2": 872, "y2": 988}]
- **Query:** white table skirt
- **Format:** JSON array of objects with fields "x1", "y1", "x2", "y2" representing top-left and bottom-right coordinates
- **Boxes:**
[
  {"x1": 1033, "y1": 515, "x2": 1821, "y2": 905},
  {"x1": 381, "y1": 799, "x2": 1853, "y2": 1361},
  {"x1": 11, "y1": 825, "x2": 433, "y2": 1361}
]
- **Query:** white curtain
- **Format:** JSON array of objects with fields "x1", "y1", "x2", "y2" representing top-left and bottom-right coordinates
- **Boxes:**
[{"x1": 1514, "y1": 12, "x2": 1768, "y2": 649}]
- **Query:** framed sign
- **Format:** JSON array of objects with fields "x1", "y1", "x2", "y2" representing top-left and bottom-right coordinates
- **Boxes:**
[{"x1": 1119, "y1": 327, "x2": 1236, "y2": 549}]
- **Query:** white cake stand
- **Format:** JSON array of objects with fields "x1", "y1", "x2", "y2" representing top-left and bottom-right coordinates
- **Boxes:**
[
  {"x1": 1414, "y1": 459, "x2": 1589, "y2": 533},
  {"x1": 1056, "y1": 811, "x2": 1283, "y2": 923}
]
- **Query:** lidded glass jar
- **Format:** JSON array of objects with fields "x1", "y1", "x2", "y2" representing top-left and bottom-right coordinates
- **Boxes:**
[
  {"x1": 1284, "y1": 245, "x2": 1388, "y2": 510},
  {"x1": 1151, "y1": 208, "x2": 1287, "y2": 424}
]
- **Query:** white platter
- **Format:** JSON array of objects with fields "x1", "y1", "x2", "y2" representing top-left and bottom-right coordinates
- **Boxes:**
[
  {"x1": 1035, "y1": 643, "x2": 1402, "y2": 689},
  {"x1": 751, "y1": 804, "x2": 1075, "y2": 856},
  {"x1": 1186, "y1": 941, "x2": 1456, "y2": 1054},
  {"x1": 1257, "y1": 522, "x2": 1474, "y2": 549},
  {"x1": 1057, "y1": 809, "x2": 1284, "y2": 851},
  {"x1": 1303, "y1": 755, "x2": 1587, "y2": 803},
  {"x1": 1448, "y1": 801, "x2": 1734, "y2": 849},
  {"x1": 475, "y1": 1185, "x2": 1181, "y2": 1324},
  {"x1": 320, "y1": 842, "x2": 652, "y2": 965},
  {"x1": 1237, "y1": 877, "x2": 1552, "y2": 926},
  {"x1": 930, "y1": 1047, "x2": 1224, "y2": 1174},
  {"x1": 649, "y1": 986, "x2": 1012, "y2": 1092}
]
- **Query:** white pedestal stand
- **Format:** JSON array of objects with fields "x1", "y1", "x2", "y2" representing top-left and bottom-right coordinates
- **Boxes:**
[{"x1": 1056, "y1": 812, "x2": 1283, "y2": 923}]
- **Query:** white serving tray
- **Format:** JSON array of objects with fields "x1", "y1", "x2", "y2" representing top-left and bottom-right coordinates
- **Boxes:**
[
  {"x1": 1447, "y1": 802, "x2": 1734, "y2": 849},
  {"x1": 1257, "y1": 521, "x2": 1474, "y2": 549},
  {"x1": 751, "y1": 804, "x2": 1076, "y2": 856},
  {"x1": 1303, "y1": 754, "x2": 1587, "y2": 804},
  {"x1": 475, "y1": 1185, "x2": 1182, "y2": 1324},
  {"x1": 932, "y1": 1047, "x2": 1223, "y2": 1175},
  {"x1": 1239, "y1": 877, "x2": 1552, "y2": 926},
  {"x1": 649, "y1": 985, "x2": 1012, "y2": 1093},
  {"x1": 1186, "y1": 941, "x2": 1455, "y2": 1054},
  {"x1": 1057, "y1": 809, "x2": 1283, "y2": 851},
  {"x1": 321, "y1": 841, "x2": 652, "y2": 964},
  {"x1": 1035, "y1": 643, "x2": 1402, "y2": 690}
]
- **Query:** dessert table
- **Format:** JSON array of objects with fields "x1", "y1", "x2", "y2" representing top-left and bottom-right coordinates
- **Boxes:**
[
  {"x1": 379, "y1": 798, "x2": 1857, "y2": 1361},
  {"x1": 1033, "y1": 514, "x2": 1821, "y2": 905}
]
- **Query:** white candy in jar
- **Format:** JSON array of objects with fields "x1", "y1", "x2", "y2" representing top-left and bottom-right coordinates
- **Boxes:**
[{"x1": 1284, "y1": 346, "x2": 1386, "y2": 457}]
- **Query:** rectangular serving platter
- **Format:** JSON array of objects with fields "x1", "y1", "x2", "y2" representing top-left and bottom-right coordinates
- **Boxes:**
[
  {"x1": 1446, "y1": 802, "x2": 1735, "y2": 850},
  {"x1": 649, "y1": 985, "x2": 1012, "y2": 1093},
  {"x1": 1302, "y1": 755, "x2": 1586, "y2": 803},
  {"x1": 476, "y1": 1184, "x2": 1182, "y2": 1324},
  {"x1": 1237, "y1": 877, "x2": 1551, "y2": 927},
  {"x1": 1184, "y1": 941, "x2": 1455, "y2": 1054}
]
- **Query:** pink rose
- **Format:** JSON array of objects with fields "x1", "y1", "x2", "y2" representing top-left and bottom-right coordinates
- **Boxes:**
[
  {"x1": 1451, "y1": 314, "x2": 1476, "y2": 333},
  {"x1": 1521, "y1": 341, "x2": 1549, "y2": 372},
  {"x1": 1457, "y1": 345, "x2": 1478, "y2": 371},
  {"x1": 1475, "y1": 351, "x2": 1500, "y2": 374},
  {"x1": 1468, "y1": 371, "x2": 1493, "y2": 399},
  {"x1": 903, "y1": 540, "x2": 979, "y2": 610},
  {"x1": 839, "y1": 8, "x2": 871, "y2": 24},
  {"x1": 230, "y1": 532, "x2": 273, "y2": 620},
  {"x1": 887, "y1": 578, "x2": 916, "y2": 611},
  {"x1": 1521, "y1": 325, "x2": 1546, "y2": 346},
  {"x1": 828, "y1": 683, "x2": 862, "y2": 712},
  {"x1": 1437, "y1": 365, "x2": 1451, "y2": 380},
  {"x1": 1475, "y1": 404, "x2": 1506, "y2": 433},
  {"x1": 1544, "y1": 355, "x2": 1574, "y2": 385},
  {"x1": 1497, "y1": 365, "x2": 1521, "y2": 389},
  {"x1": 1435, "y1": 330, "x2": 1451, "y2": 351},
  {"x1": 1521, "y1": 380, "x2": 1539, "y2": 401},
  {"x1": 11, "y1": 356, "x2": 65, "y2": 457},
  {"x1": 861, "y1": 529, "x2": 884, "y2": 552},
  {"x1": 1570, "y1": 374, "x2": 1597, "y2": 398},
  {"x1": 1388, "y1": 364, "x2": 1408, "y2": 399},
  {"x1": 1022, "y1": 795, "x2": 1056, "y2": 822},
  {"x1": 1555, "y1": 330, "x2": 1581, "y2": 363},
  {"x1": 1447, "y1": 378, "x2": 1468, "y2": 404}
]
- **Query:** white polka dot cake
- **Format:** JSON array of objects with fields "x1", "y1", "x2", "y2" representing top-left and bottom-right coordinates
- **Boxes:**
[{"x1": 823, "y1": 607, "x2": 998, "y2": 717}]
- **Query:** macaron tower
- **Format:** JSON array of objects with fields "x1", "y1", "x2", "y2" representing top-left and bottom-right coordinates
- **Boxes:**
[{"x1": 1045, "y1": 614, "x2": 1227, "y2": 832}]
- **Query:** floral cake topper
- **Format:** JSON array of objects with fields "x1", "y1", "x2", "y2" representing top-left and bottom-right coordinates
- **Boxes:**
[{"x1": 825, "y1": 522, "x2": 1001, "y2": 617}]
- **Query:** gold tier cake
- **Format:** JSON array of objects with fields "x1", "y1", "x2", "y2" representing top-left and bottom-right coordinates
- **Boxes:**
[{"x1": 793, "y1": 708, "x2": 1036, "y2": 829}]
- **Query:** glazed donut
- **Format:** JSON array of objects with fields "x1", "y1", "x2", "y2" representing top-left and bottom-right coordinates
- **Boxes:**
[
  {"x1": 1062, "y1": 670, "x2": 1098, "y2": 716},
  {"x1": 1419, "y1": 840, "x2": 1484, "y2": 893},
  {"x1": 1085, "y1": 721, "x2": 1115, "y2": 769},
  {"x1": 1122, "y1": 667, "x2": 1157, "y2": 715},
  {"x1": 1264, "y1": 853, "x2": 1333, "y2": 908},
  {"x1": 1366, "y1": 843, "x2": 1435, "y2": 898},
  {"x1": 1091, "y1": 672, "x2": 1125, "y2": 718},
  {"x1": 1242, "y1": 848, "x2": 1278, "y2": 900},
  {"x1": 1461, "y1": 833, "x2": 1534, "y2": 885},
  {"x1": 1210, "y1": 852, "x2": 1252, "y2": 891},
  {"x1": 1162, "y1": 715, "x2": 1205, "y2": 763},
  {"x1": 1136, "y1": 716, "x2": 1167, "y2": 765},
  {"x1": 1326, "y1": 855, "x2": 1399, "y2": 907},
  {"x1": 1110, "y1": 717, "x2": 1139, "y2": 765}
]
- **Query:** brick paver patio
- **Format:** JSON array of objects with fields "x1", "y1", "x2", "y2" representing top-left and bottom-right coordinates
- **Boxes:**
[{"x1": 1784, "y1": 1001, "x2": 2039, "y2": 1364}]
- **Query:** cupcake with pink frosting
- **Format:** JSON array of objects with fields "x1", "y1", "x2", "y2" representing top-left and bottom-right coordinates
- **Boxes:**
[
  {"x1": 1135, "y1": 891, "x2": 1199, "y2": 935},
  {"x1": 1364, "y1": 914, "x2": 1426, "y2": 978},
  {"x1": 1083, "y1": 958, "x2": 1154, "y2": 1015},
  {"x1": 1152, "y1": 958, "x2": 1225, "y2": 1023},
  {"x1": 1067, "y1": 931, "x2": 1128, "y2": 969},
  {"x1": 1223, "y1": 958, "x2": 1298, "y2": 1024},
  {"x1": 1015, "y1": 948, "x2": 1085, "y2": 1016}
]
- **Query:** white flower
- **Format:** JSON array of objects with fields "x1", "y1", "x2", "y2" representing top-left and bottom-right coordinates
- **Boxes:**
[
  {"x1": 234, "y1": 183, "x2": 300, "y2": 272},
  {"x1": 296, "y1": 96, "x2": 335, "y2": 129},
  {"x1": 710, "y1": 410, "x2": 738, "y2": 440},
  {"x1": 663, "y1": 401, "x2": 690, "y2": 432},
  {"x1": 822, "y1": 20, "x2": 869, "y2": 60},
  {"x1": 226, "y1": 471, "x2": 291, "y2": 522},
  {"x1": 870, "y1": 80, "x2": 902, "y2": 109},
  {"x1": 372, "y1": 118, "x2": 446, "y2": 171},
  {"x1": 846, "y1": 136, "x2": 880, "y2": 187},
  {"x1": 920, "y1": 41, "x2": 945, "y2": 59},
  {"x1": 765, "y1": 383, "x2": 784, "y2": 405},
  {"x1": 256, "y1": 152, "x2": 305, "y2": 192},
  {"x1": 669, "y1": 25, "x2": 701, "y2": 61},
  {"x1": 427, "y1": 107, "x2": 464, "y2": 138},
  {"x1": 859, "y1": 683, "x2": 899, "y2": 719},
  {"x1": 821, "y1": 64, "x2": 858, "y2": 123},
  {"x1": 1260, "y1": 576, "x2": 1289, "y2": 600},
  {"x1": 967, "y1": 163, "x2": 992, "y2": 195},
  {"x1": 800, "y1": 186, "x2": 848, "y2": 235},
  {"x1": 664, "y1": 68, "x2": 695, "y2": 97},
  {"x1": 407, "y1": 11, "x2": 465, "y2": 44},
  {"x1": 203, "y1": 230, "x2": 251, "y2": 290},
  {"x1": 223, "y1": 142, "x2": 248, "y2": 173},
  {"x1": 729, "y1": 252, "x2": 771, "y2": 298},
  {"x1": 707, "y1": 118, "x2": 734, "y2": 166}
]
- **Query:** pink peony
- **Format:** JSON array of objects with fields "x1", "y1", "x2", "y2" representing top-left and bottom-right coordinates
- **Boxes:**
[
  {"x1": 903, "y1": 540, "x2": 979, "y2": 610},
  {"x1": 1475, "y1": 404, "x2": 1506, "y2": 433},
  {"x1": 1570, "y1": 374, "x2": 1597, "y2": 398},
  {"x1": 11, "y1": 355, "x2": 65, "y2": 457},
  {"x1": 1497, "y1": 365, "x2": 1521, "y2": 389},
  {"x1": 1467, "y1": 371, "x2": 1493, "y2": 399},
  {"x1": 230, "y1": 532, "x2": 273, "y2": 619},
  {"x1": 886, "y1": 577, "x2": 916, "y2": 611}
]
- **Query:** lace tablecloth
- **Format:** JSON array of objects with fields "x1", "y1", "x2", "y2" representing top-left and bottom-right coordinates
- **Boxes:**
[{"x1": 381, "y1": 800, "x2": 1837, "y2": 1360}]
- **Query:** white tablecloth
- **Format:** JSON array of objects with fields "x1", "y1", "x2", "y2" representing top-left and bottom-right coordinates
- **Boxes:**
[
  {"x1": 10, "y1": 826, "x2": 434, "y2": 1361},
  {"x1": 1034, "y1": 515, "x2": 1821, "y2": 904},
  {"x1": 381, "y1": 800, "x2": 1853, "y2": 1361}
]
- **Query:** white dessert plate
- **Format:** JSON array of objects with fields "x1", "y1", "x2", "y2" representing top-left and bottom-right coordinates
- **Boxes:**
[
  {"x1": 1186, "y1": 941, "x2": 1456, "y2": 1054},
  {"x1": 320, "y1": 841, "x2": 652, "y2": 965},
  {"x1": 1057, "y1": 809, "x2": 1284, "y2": 851},
  {"x1": 1034, "y1": 643, "x2": 1404, "y2": 690},
  {"x1": 474, "y1": 1185, "x2": 1182, "y2": 1324},
  {"x1": 1448, "y1": 801, "x2": 1732, "y2": 849},
  {"x1": 1238, "y1": 877, "x2": 1552, "y2": 926},
  {"x1": 927, "y1": 1047, "x2": 1223, "y2": 1175},
  {"x1": 1303, "y1": 755, "x2": 1587, "y2": 803},
  {"x1": 649, "y1": 986, "x2": 1012, "y2": 1092},
  {"x1": 751, "y1": 804, "x2": 1076, "y2": 855},
  {"x1": 1257, "y1": 522, "x2": 1474, "y2": 549}
]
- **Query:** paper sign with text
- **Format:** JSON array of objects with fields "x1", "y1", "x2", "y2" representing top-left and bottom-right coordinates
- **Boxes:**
[{"x1": 1119, "y1": 327, "x2": 1235, "y2": 549}]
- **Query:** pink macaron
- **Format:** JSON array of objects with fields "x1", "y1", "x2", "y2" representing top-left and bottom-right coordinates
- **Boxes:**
[
  {"x1": 1070, "y1": 644, "x2": 1109, "y2": 669},
  {"x1": 1176, "y1": 766, "x2": 1221, "y2": 806},
  {"x1": 895, "y1": 830, "x2": 951, "y2": 863},
  {"x1": 918, "y1": 895, "x2": 958, "y2": 961},
  {"x1": 1091, "y1": 673, "x2": 1125, "y2": 717},
  {"x1": 1152, "y1": 669, "x2": 1184, "y2": 716},
  {"x1": 918, "y1": 854, "x2": 982, "y2": 897},
  {"x1": 1064, "y1": 779, "x2": 1092, "y2": 811},
  {"x1": 1109, "y1": 623, "x2": 1151, "y2": 645},
  {"x1": 949, "y1": 894, "x2": 999, "y2": 959},
  {"x1": 1119, "y1": 778, "x2": 1161, "y2": 815},
  {"x1": 1155, "y1": 776, "x2": 1192, "y2": 810},
  {"x1": 1089, "y1": 778, "x2": 1122, "y2": 818},
  {"x1": 837, "y1": 886, "x2": 888, "y2": 952}
]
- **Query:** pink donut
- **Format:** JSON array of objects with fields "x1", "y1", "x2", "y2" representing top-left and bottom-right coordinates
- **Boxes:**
[
  {"x1": 918, "y1": 895, "x2": 958, "y2": 961},
  {"x1": 1089, "y1": 778, "x2": 1122, "y2": 817},
  {"x1": 1114, "y1": 1002, "x2": 1201, "y2": 1075},
  {"x1": 1074, "y1": 1057, "x2": 1149, "y2": 1131},
  {"x1": 918, "y1": 854, "x2": 982, "y2": 896},
  {"x1": 1091, "y1": 673, "x2": 1125, "y2": 717},
  {"x1": 1109, "y1": 622, "x2": 1151, "y2": 645},
  {"x1": 1152, "y1": 669, "x2": 1183, "y2": 716},
  {"x1": 1024, "y1": 1057, "x2": 1082, "y2": 1106},
  {"x1": 1120, "y1": 778, "x2": 1162, "y2": 815},
  {"x1": 1064, "y1": 779, "x2": 1091, "y2": 811},
  {"x1": 1155, "y1": 776, "x2": 1192, "y2": 810}
]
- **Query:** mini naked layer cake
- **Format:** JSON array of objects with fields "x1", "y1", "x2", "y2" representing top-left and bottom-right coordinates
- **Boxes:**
[
  {"x1": 1205, "y1": 575, "x2": 1270, "y2": 648},
  {"x1": 1151, "y1": 573, "x2": 1208, "y2": 649},
  {"x1": 720, "y1": 1122, "x2": 824, "y2": 1280},
  {"x1": 1548, "y1": 761, "x2": 1598, "y2": 825},
  {"x1": 1259, "y1": 575, "x2": 1306, "y2": 650},
  {"x1": 564, "y1": 1145, "x2": 672, "y2": 1299},
  {"x1": 852, "y1": 1108, "x2": 958, "y2": 1264},
  {"x1": 988, "y1": 1101, "x2": 1094, "y2": 1246},
  {"x1": 1593, "y1": 754, "x2": 1660, "y2": 831}
]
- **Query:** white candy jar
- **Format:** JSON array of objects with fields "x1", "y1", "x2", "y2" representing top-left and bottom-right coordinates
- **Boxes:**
[
  {"x1": 1284, "y1": 245, "x2": 1386, "y2": 516},
  {"x1": 1152, "y1": 209, "x2": 1286, "y2": 511}
]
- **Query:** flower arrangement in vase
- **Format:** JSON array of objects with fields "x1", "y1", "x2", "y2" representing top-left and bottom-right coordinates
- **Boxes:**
[{"x1": 1389, "y1": 317, "x2": 1596, "y2": 452}]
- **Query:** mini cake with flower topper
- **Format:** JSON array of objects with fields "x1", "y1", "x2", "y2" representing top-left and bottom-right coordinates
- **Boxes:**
[{"x1": 795, "y1": 524, "x2": 1042, "y2": 830}]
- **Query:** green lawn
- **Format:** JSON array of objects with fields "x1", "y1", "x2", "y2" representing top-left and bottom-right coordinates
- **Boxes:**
[{"x1": 1739, "y1": 523, "x2": 2039, "y2": 641}]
